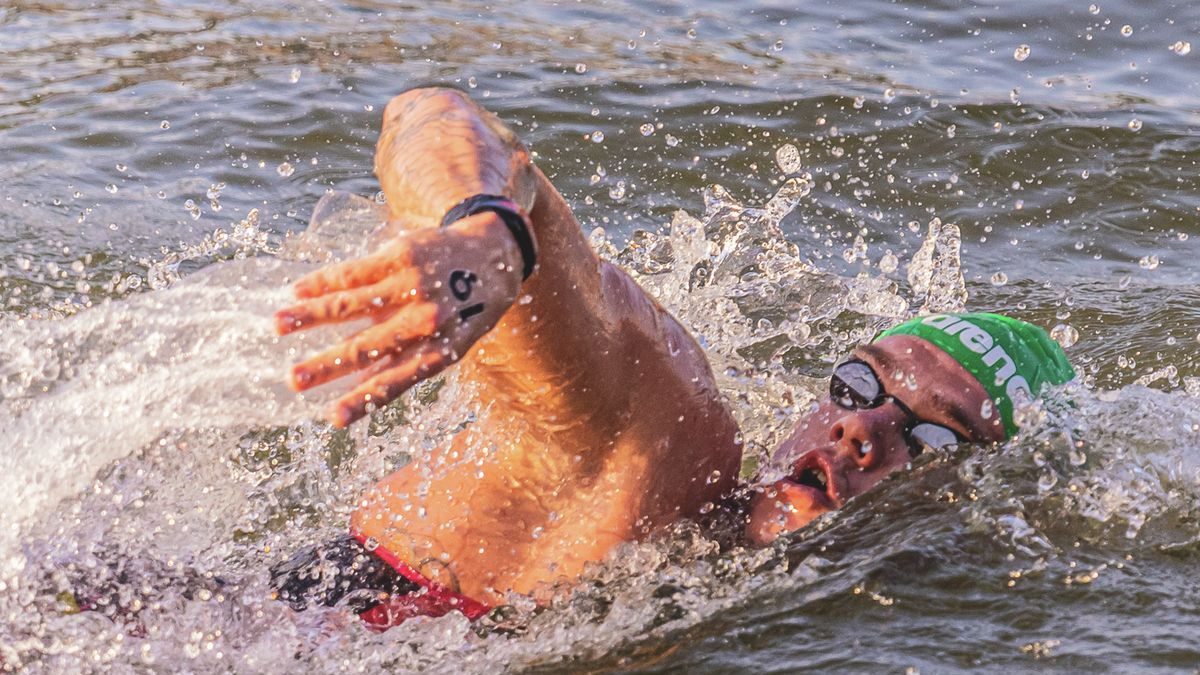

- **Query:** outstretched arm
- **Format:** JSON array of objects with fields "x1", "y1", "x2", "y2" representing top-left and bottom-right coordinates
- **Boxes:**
[
  {"x1": 274, "y1": 88, "x2": 627, "y2": 433},
  {"x1": 274, "y1": 88, "x2": 741, "y2": 604}
]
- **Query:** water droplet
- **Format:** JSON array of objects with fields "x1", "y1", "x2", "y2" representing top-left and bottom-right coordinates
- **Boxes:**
[
  {"x1": 665, "y1": 134, "x2": 679, "y2": 147},
  {"x1": 1118, "y1": 274, "x2": 1131, "y2": 289},
  {"x1": 574, "y1": 63, "x2": 587, "y2": 74},
  {"x1": 1121, "y1": 25, "x2": 1133, "y2": 37},
  {"x1": 946, "y1": 124, "x2": 957, "y2": 139},
  {"x1": 773, "y1": 40, "x2": 784, "y2": 51},
  {"x1": 1081, "y1": 169, "x2": 1090, "y2": 179},
  {"x1": 183, "y1": 198, "x2": 202, "y2": 219},
  {"x1": 276, "y1": 161, "x2": 294, "y2": 177},
  {"x1": 879, "y1": 251, "x2": 899, "y2": 273},
  {"x1": 159, "y1": 120, "x2": 170, "y2": 130},
  {"x1": 364, "y1": 104, "x2": 374, "y2": 112},
  {"x1": 105, "y1": 183, "x2": 118, "y2": 194},
  {"x1": 775, "y1": 144, "x2": 802, "y2": 174},
  {"x1": 980, "y1": 399, "x2": 994, "y2": 419},
  {"x1": 115, "y1": 163, "x2": 127, "y2": 172},
  {"x1": 639, "y1": 123, "x2": 654, "y2": 136},
  {"x1": 591, "y1": 130, "x2": 604, "y2": 143},
  {"x1": 687, "y1": 28, "x2": 697, "y2": 39},
  {"x1": 1050, "y1": 323, "x2": 1079, "y2": 349},
  {"x1": 706, "y1": 470, "x2": 722, "y2": 484},
  {"x1": 1014, "y1": 44, "x2": 1031, "y2": 61},
  {"x1": 1138, "y1": 254, "x2": 1159, "y2": 270},
  {"x1": 853, "y1": 96, "x2": 864, "y2": 109},
  {"x1": 1171, "y1": 40, "x2": 1192, "y2": 55},
  {"x1": 1069, "y1": 447, "x2": 1087, "y2": 466},
  {"x1": 531, "y1": 526, "x2": 544, "y2": 539},
  {"x1": 363, "y1": 537, "x2": 379, "y2": 552},
  {"x1": 608, "y1": 180, "x2": 626, "y2": 200},
  {"x1": 289, "y1": 68, "x2": 301, "y2": 83},
  {"x1": 1088, "y1": 3, "x2": 1100, "y2": 14},
  {"x1": 842, "y1": 235, "x2": 867, "y2": 263},
  {"x1": 1038, "y1": 471, "x2": 1058, "y2": 492},
  {"x1": 882, "y1": 87, "x2": 896, "y2": 103},
  {"x1": 1009, "y1": 88, "x2": 1021, "y2": 104},
  {"x1": 1128, "y1": 118, "x2": 1143, "y2": 131},
  {"x1": 990, "y1": 271, "x2": 1009, "y2": 286}
]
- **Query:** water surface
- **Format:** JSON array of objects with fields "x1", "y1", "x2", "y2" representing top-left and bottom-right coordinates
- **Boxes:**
[{"x1": 2, "y1": 1, "x2": 1199, "y2": 672}]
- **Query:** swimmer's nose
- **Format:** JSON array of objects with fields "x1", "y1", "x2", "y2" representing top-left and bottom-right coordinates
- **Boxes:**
[{"x1": 828, "y1": 402, "x2": 908, "y2": 471}]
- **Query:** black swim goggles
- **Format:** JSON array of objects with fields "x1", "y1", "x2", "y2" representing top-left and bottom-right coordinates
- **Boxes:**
[{"x1": 829, "y1": 360, "x2": 963, "y2": 457}]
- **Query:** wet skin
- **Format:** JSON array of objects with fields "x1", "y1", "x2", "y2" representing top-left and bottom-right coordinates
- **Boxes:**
[
  {"x1": 745, "y1": 334, "x2": 1008, "y2": 546},
  {"x1": 273, "y1": 87, "x2": 1000, "y2": 608},
  {"x1": 276, "y1": 88, "x2": 739, "y2": 605}
]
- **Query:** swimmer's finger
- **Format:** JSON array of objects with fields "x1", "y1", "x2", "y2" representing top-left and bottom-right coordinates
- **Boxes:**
[
  {"x1": 293, "y1": 241, "x2": 412, "y2": 298},
  {"x1": 274, "y1": 273, "x2": 419, "y2": 335},
  {"x1": 356, "y1": 352, "x2": 397, "y2": 384},
  {"x1": 289, "y1": 303, "x2": 441, "y2": 391},
  {"x1": 349, "y1": 310, "x2": 412, "y2": 383},
  {"x1": 328, "y1": 346, "x2": 450, "y2": 428}
]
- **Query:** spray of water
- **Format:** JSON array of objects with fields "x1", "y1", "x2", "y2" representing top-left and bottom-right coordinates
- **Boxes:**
[{"x1": 1, "y1": 176, "x2": 1196, "y2": 673}]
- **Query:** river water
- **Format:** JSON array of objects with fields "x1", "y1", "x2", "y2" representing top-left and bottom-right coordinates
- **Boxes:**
[{"x1": 2, "y1": 0, "x2": 1199, "y2": 672}]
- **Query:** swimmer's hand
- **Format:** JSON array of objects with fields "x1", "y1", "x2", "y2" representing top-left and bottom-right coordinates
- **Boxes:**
[{"x1": 274, "y1": 212, "x2": 523, "y2": 427}]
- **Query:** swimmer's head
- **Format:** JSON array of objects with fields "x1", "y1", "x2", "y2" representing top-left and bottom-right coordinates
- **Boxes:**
[{"x1": 746, "y1": 312, "x2": 1073, "y2": 546}]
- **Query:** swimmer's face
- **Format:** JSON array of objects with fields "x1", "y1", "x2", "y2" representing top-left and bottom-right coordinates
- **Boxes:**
[{"x1": 746, "y1": 334, "x2": 1007, "y2": 546}]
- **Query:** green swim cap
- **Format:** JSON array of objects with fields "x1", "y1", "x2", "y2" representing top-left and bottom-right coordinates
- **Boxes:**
[{"x1": 877, "y1": 313, "x2": 1075, "y2": 437}]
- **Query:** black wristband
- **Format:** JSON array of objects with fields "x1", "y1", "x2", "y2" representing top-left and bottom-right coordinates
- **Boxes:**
[{"x1": 441, "y1": 194, "x2": 537, "y2": 280}]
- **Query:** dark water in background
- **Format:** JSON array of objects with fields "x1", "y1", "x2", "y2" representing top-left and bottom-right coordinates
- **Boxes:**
[{"x1": 2, "y1": 1, "x2": 1200, "y2": 672}]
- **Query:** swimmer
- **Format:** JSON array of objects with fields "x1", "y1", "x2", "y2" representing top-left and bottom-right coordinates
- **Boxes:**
[{"x1": 270, "y1": 88, "x2": 1073, "y2": 627}]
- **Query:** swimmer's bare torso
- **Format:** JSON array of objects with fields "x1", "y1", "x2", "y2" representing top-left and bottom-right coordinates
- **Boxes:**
[{"x1": 276, "y1": 88, "x2": 741, "y2": 607}]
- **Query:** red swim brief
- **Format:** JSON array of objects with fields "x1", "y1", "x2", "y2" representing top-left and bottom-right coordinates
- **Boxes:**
[{"x1": 351, "y1": 532, "x2": 492, "y2": 628}]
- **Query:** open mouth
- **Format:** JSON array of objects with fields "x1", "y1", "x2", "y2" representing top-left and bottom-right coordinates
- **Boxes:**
[
  {"x1": 793, "y1": 465, "x2": 828, "y2": 492},
  {"x1": 781, "y1": 453, "x2": 838, "y2": 507}
]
